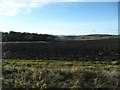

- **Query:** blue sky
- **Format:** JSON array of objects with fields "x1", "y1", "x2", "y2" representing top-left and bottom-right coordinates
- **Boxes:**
[{"x1": 0, "y1": 0, "x2": 118, "y2": 35}]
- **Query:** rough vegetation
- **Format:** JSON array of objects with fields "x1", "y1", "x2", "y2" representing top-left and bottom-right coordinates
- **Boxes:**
[{"x1": 2, "y1": 60, "x2": 120, "y2": 89}]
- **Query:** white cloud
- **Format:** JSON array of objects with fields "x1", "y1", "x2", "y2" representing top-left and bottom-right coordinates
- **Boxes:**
[
  {"x1": 4, "y1": 1, "x2": 26, "y2": 7},
  {"x1": 64, "y1": 0, "x2": 83, "y2": 1},
  {"x1": 0, "y1": 0, "x2": 50, "y2": 16},
  {"x1": 0, "y1": 0, "x2": 119, "y2": 16},
  {"x1": 24, "y1": 8, "x2": 31, "y2": 14},
  {"x1": 30, "y1": 2, "x2": 39, "y2": 7},
  {"x1": 0, "y1": 2, "x2": 2, "y2": 7},
  {"x1": 22, "y1": 0, "x2": 119, "y2": 2},
  {"x1": 4, "y1": 8, "x2": 20, "y2": 16}
]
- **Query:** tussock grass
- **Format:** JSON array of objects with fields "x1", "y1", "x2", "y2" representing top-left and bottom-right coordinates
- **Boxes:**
[{"x1": 2, "y1": 60, "x2": 120, "y2": 89}]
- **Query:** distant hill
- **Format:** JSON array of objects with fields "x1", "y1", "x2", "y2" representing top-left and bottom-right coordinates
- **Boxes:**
[
  {"x1": 1, "y1": 31, "x2": 119, "y2": 42},
  {"x1": 56, "y1": 34, "x2": 118, "y2": 41}
]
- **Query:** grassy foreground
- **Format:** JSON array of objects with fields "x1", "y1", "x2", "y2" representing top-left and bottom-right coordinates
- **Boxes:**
[{"x1": 2, "y1": 60, "x2": 120, "y2": 89}]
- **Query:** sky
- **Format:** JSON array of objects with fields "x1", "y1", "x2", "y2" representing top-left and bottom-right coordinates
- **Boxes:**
[{"x1": 0, "y1": 0, "x2": 119, "y2": 35}]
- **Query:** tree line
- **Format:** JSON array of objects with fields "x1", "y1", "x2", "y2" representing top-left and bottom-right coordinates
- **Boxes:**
[{"x1": 2, "y1": 31, "x2": 57, "y2": 42}]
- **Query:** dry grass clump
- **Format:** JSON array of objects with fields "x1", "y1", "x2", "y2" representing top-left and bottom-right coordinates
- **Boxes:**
[{"x1": 2, "y1": 60, "x2": 120, "y2": 89}]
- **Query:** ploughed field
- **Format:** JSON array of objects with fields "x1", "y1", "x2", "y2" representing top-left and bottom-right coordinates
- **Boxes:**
[
  {"x1": 2, "y1": 39, "x2": 119, "y2": 61},
  {"x1": 2, "y1": 60, "x2": 120, "y2": 89}
]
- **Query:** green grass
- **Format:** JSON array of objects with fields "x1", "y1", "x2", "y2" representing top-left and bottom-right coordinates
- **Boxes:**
[{"x1": 2, "y1": 60, "x2": 120, "y2": 89}]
